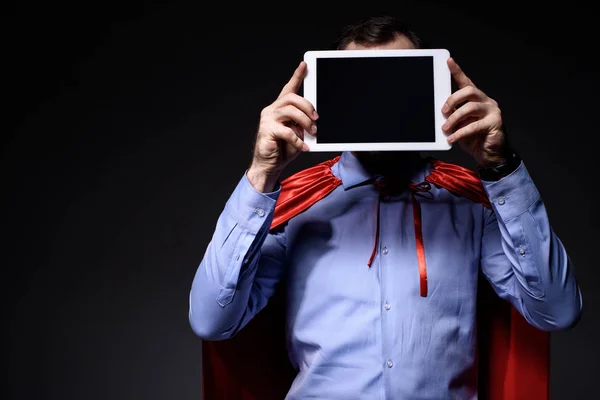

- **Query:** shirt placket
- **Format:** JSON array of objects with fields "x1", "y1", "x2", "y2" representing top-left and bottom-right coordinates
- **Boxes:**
[{"x1": 377, "y1": 186, "x2": 396, "y2": 399}]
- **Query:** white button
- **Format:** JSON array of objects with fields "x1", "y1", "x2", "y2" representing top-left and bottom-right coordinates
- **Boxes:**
[
  {"x1": 382, "y1": 246, "x2": 389, "y2": 255},
  {"x1": 519, "y1": 246, "x2": 525, "y2": 255},
  {"x1": 497, "y1": 196, "x2": 505, "y2": 205},
  {"x1": 384, "y1": 302, "x2": 391, "y2": 311},
  {"x1": 386, "y1": 359, "x2": 393, "y2": 368},
  {"x1": 254, "y1": 208, "x2": 265, "y2": 217}
]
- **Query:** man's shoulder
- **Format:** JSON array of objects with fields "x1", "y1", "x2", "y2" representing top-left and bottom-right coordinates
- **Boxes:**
[
  {"x1": 426, "y1": 157, "x2": 479, "y2": 178},
  {"x1": 424, "y1": 157, "x2": 490, "y2": 208},
  {"x1": 270, "y1": 155, "x2": 343, "y2": 231}
]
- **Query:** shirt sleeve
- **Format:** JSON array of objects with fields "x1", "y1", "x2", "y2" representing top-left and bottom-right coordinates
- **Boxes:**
[
  {"x1": 188, "y1": 170, "x2": 287, "y2": 340},
  {"x1": 479, "y1": 161, "x2": 582, "y2": 331}
]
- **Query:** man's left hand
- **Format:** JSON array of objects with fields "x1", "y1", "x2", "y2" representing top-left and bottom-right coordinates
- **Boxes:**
[{"x1": 441, "y1": 57, "x2": 508, "y2": 167}]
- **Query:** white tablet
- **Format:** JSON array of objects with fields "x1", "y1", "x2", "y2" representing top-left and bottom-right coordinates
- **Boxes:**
[{"x1": 302, "y1": 48, "x2": 452, "y2": 152}]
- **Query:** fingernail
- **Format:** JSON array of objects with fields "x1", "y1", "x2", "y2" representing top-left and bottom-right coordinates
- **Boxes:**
[
  {"x1": 442, "y1": 122, "x2": 448, "y2": 130},
  {"x1": 311, "y1": 124, "x2": 317, "y2": 134},
  {"x1": 447, "y1": 135, "x2": 454, "y2": 144},
  {"x1": 442, "y1": 103, "x2": 448, "y2": 113},
  {"x1": 313, "y1": 110, "x2": 319, "y2": 120},
  {"x1": 302, "y1": 143, "x2": 309, "y2": 152}
]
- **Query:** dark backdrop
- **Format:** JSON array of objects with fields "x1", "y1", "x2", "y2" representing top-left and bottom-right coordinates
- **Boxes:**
[{"x1": 4, "y1": 1, "x2": 597, "y2": 399}]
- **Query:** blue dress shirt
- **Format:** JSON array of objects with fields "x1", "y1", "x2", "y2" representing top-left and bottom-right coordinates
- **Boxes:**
[{"x1": 189, "y1": 151, "x2": 582, "y2": 399}]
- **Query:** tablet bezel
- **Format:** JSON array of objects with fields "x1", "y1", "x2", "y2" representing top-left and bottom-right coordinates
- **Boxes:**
[{"x1": 302, "y1": 48, "x2": 452, "y2": 152}]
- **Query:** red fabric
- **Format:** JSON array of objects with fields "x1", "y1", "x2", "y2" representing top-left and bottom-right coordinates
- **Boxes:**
[
  {"x1": 202, "y1": 155, "x2": 549, "y2": 399},
  {"x1": 270, "y1": 156, "x2": 342, "y2": 230},
  {"x1": 409, "y1": 181, "x2": 432, "y2": 297},
  {"x1": 367, "y1": 193, "x2": 381, "y2": 267}
]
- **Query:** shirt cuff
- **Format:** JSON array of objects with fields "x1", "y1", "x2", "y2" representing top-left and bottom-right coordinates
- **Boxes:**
[
  {"x1": 224, "y1": 170, "x2": 281, "y2": 234},
  {"x1": 481, "y1": 161, "x2": 541, "y2": 221}
]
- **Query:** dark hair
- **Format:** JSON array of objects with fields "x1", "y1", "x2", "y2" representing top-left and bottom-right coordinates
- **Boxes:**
[{"x1": 333, "y1": 15, "x2": 422, "y2": 50}]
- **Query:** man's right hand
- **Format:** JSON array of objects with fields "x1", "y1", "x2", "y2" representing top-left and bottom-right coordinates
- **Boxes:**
[{"x1": 247, "y1": 61, "x2": 318, "y2": 193}]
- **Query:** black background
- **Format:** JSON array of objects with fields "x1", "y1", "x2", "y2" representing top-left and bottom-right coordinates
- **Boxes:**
[{"x1": 4, "y1": 1, "x2": 598, "y2": 399}]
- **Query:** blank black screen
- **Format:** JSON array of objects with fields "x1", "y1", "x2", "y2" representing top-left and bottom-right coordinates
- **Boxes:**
[{"x1": 315, "y1": 56, "x2": 435, "y2": 143}]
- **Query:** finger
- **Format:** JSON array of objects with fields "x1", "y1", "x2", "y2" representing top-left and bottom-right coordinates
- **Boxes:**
[
  {"x1": 272, "y1": 126, "x2": 308, "y2": 152},
  {"x1": 442, "y1": 85, "x2": 487, "y2": 115},
  {"x1": 447, "y1": 57, "x2": 475, "y2": 89},
  {"x1": 447, "y1": 115, "x2": 494, "y2": 144},
  {"x1": 278, "y1": 61, "x2": 307, "y2": 99},
  {"x1": 442, "y1": 102, "x2": 489, "y2": 133},
  {"x1": 289, "y1": 122, "x2": 304, "y2": 140},
  {"x1": 274, "y1": 92, "x2": 319, "y2": 121},
  {"x1": 274, "y1": 105, "x2": 316, "y2": 135}
]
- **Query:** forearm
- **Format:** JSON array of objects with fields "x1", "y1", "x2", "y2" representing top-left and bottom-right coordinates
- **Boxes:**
[
  {"x1": 188, "y1": 171, "x2": 284, "y2": 340},
  {"x1": 482, "y1": 162, "x2": 582, "y2": 331},
  {"x1": 189, "y1": 240, "x2": 265, "y2": 340}
]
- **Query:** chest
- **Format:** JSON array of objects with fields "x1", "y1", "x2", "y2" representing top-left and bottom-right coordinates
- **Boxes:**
[{"x1": 283, "y1": 184, "x2": 486, "y2": 303}]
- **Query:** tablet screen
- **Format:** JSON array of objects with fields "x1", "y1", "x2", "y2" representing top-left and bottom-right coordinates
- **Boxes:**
[{"x1": 316, "y1": 56, "x2": 435, "y2": 143}]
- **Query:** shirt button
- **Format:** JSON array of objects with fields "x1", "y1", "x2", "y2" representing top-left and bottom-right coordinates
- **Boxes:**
[
  {"x1": 519, "y1": 245, "x2": 525, "y2": 255},
  {"x1": 386, "y1": 359, "x2": 393, "y2": 368},
  {"x1": 497, "y1": 196, "x2": 506, "y2": 205},
  {"x1": 384, "y1": 302, "x2": 391, "y2": 311},
  {"x1": 382, "y1": 246, "x2": 389, "y2": 255},
  {"x1": 254, "y1": 208, "x2": 265, "y2": 217}
]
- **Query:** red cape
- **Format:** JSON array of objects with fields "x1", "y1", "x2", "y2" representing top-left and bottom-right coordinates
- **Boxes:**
[{"x1": 202, "y1": 155, "x2": 549, "y2": 399}]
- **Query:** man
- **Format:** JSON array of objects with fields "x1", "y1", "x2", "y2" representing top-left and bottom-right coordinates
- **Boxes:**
[{"x1": 189, "y1": 15, "x2": 582, "y2": 399}]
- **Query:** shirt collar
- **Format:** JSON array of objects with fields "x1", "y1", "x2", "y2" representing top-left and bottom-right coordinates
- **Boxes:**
[{"x1": 333, "y1": 151, "x2": 430, "y2": 190}]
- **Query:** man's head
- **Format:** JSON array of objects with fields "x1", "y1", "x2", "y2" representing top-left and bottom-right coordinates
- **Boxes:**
[
  {"x1": 333, "y1": 15, "x2": 421, "y2": 51},
  {"x1": 332, "y1": 15, "x2": 424, "y2": 174}
]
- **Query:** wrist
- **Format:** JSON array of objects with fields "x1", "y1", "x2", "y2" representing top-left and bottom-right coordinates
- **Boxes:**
[
  {"x1": 476, "y1": 144, "x2": 513, "y2": 168},
  {"x1": 478, "y1": 155, "x2": 507, "y2": 169},
  {"x1": 247, "y1": 164, "x2": 281, "y2": 193},
  {"x1": 478, "y1": 149, "x2": 521, "y2": 181}
]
